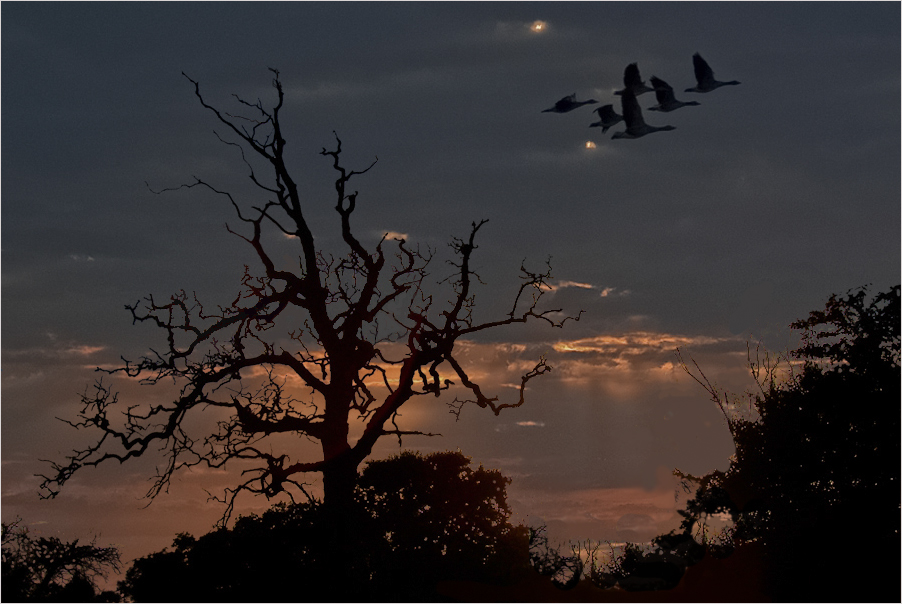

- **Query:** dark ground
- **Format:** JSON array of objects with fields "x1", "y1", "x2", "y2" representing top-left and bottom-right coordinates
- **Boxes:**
[{"x1": 437, "y1": 542, "x2": 768, "y2": 602}]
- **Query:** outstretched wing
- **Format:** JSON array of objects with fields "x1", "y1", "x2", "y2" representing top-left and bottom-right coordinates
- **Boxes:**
[
  {"x1": 692, "y1": 53, "x2": 714, "y2": 85},
  {"x1": 650, "y1": 76, "x2": 675, "y2": 104},
  {"x1": 598, "y1": 104, "x2": 620, "y2": 121},
  {"x1": 623, "y1": 63, "x2": 643, "y2": 88}
]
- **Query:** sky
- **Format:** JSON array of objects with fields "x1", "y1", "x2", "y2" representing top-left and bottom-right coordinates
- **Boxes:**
[{"x1": 2, "y1": 2, "x2": 899, "y2": 574}]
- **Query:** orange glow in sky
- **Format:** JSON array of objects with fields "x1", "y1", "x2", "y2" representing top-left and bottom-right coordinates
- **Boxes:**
[{"x1": 530, "y1": 20, "x2": 547, "y2": 33}]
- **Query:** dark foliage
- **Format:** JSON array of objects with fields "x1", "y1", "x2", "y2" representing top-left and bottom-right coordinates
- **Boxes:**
[
  {"x1": 527, "y1": 525, "x2": 585, "y2": 590},
  {"x1": 357, "y1": 451, "x2": 530, "y2": 596},
  {"x1": 118, "y1": 451, "x2": 530, "y2": 602},
  {"x1": 676, "y1": 285, "x2": 900, "y2": 600},
  {"x1": 530, "y1": 528, "x2": 707, "y2": 593},
  {"x1": 529, "y1": 285, "x2": 899, "y2": 597},
  {"x1": 1, "y1": 520, "x2": 120, "y2": 602},
  {"x1": 612, "y1": 531, "x2": 708, "y2": 592},
  {"x1": 608, "y1": 543, "x2": 687, "y2": 592}
]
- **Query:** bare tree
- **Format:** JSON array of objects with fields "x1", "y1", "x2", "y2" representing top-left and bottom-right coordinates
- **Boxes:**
[
  {"x1": 40, "y1": 69, "x2": 577, "y2": 528},
  {"x1": 2, "y1": 519, "x2": 121, "y2": 601}
]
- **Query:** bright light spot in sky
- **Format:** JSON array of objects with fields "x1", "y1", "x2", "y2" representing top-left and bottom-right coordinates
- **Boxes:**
[
  {"x1": 531, "y1": 20, "x2": 547, "y2": 32},
  {"x1": 585, "y1": 141, "x2": 597, "y2": 149}
]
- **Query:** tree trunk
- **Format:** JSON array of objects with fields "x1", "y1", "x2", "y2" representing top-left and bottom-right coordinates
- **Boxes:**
[
  {"x1": 319, "y1": 446, "x2": 363, "y2": 595},
  {"x1": 321, "y1": 454, "x2": 357, "y2": 514}
]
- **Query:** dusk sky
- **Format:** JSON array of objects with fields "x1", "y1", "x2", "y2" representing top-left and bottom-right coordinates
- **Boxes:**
[{"x1": 3, "y1": 2, "x2": 899, "y2": 572}]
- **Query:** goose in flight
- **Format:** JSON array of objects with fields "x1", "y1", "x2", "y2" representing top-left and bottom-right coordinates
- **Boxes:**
[
  {"x1": 589, "y1": 104, "x2": 623, "y2": 133},
  {"x1": 614, "y1": 63, "x2": 654, "y2": 96},
  {"x1": 685, "y1": 53, "x2": 740, "y2": 93},
  {"x1": 648, "y1": 76, "x2": 700, "y2": 112},
  {"x1": 542, "y1": 93, "x2": 598, "y2": 113},
  {"x1": 611, "y1": 91, "x2": 675, "y2": 139}
]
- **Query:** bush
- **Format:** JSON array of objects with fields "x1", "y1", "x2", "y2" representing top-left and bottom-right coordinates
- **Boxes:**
[{"x1": 120, "y1": 450, "x2": 530, "y2": 601}]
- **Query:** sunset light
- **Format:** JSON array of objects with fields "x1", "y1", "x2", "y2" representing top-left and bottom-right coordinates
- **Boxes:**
[
  {"x1": 4, "y1": 4, "x2": 897, "y2": 602},
  {"x1": 382, "y1": 230, "x2": 408, "y2": 241},
  {"x1": 553, "y1": 331, "x2": 731, "y2": 354}
]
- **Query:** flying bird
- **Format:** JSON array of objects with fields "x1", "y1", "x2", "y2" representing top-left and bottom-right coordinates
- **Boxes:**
[
  {"x1": 589, "y1": 104, "x2": 624, "y2": 133},
  {"x1": 542, "y1": 93, "x2": 598, "y2": 113},
  {"x1": 614, "y1": 63, "x2": 654, "y2": 96},
  {"x1": 611, "y1": 91, "x2": 675, "y2": 139},
  {"x1": 685, "y1": 53, "x2": 741, "y2": 93},
  {"x1": 648, "y1": 76, "x2": 700, "y2": 112}
]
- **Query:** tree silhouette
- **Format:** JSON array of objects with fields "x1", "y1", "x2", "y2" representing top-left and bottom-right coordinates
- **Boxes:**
[
  {"x1": 526, "y1": 285, "x2": 899, "y2": 598},
  {"x1": 2, "y1": 520, "x2": 120, "y2": 602},
  {"x1": 527, "y1": 525, "x2": 587, "y2": 590},
  {"x1": 675, "y1": 284, "x2": 900, "y2": 600},
  {"x1": 356, "y1": 451, "x2": 530, "y2": 592},
  {"x1": 40, "y1": 68, "x2": 576, "y2": 536},
  {"x1": 118, "y1": 450, "x2": 530, "y2": 601},
  {"x1": 526, "y1": 522, "x2": 707, "y2": 593}
]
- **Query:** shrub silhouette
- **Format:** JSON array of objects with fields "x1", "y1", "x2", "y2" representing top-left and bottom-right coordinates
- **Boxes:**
[
  {"x1": 119, "y1": 450, "x2": 529, "y2": 602},
  {"x1": 674, "y1": 284, "x2": 900, "y2": 600},
  {"x1": 1, "y1": 520, "x2": 120, "y2": 602},
  {"x1": 541, "y1": 285, "x2": 899, "y2": 598},
  {"x1": 357, "y1": 451, "x2": 529, "y2": 597}
]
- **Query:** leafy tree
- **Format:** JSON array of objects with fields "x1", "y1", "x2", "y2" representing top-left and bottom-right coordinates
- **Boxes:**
[
  {"x1": 39, "y1": 69, "x2": 575, "y2": 560},
  {"x1": 357, "y1": 450, "x2": 530, "y2": 595},
  {"x1": 676, "y1": 284, "x2": 900, "y2": 600},
  {"x1": 1, "y1": 520, "x2": 120, "y2": 602},
  {"x1": 531, "y1": 285, "x2": 899, "y2": 597},
  {"x1": 118, "y1": 450, "x2": 530, "y2": 601}
]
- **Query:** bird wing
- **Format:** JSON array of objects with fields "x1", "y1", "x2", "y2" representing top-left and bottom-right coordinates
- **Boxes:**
[
  {"x1": 598, "y1": 104, "x2": 619, "y2": 121},
  {"x1": 693, "y1": 53, "x2": 714, "y2": 85},
  {"x1": 554, "y1": 95, "x2": 575, "y2": 111},
  {"x1": 650, "y1": 76, "x2": 675, "y2": 104},
  {"x1": 623, "y1": 63, "x2": 643, "y2": 88},
  {"x1": 620, "y1": 91, "x2": 645, "y2": 132}
]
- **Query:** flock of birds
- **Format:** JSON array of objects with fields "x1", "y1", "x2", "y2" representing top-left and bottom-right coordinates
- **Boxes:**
[{"x1": 542, "y1": 53, "x2": 740, "y2": 140}]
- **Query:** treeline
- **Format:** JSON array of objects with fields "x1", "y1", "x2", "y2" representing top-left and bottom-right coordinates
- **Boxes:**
[{"x1": 5, "y1": 285, "x2": 898, "y2": 602}]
